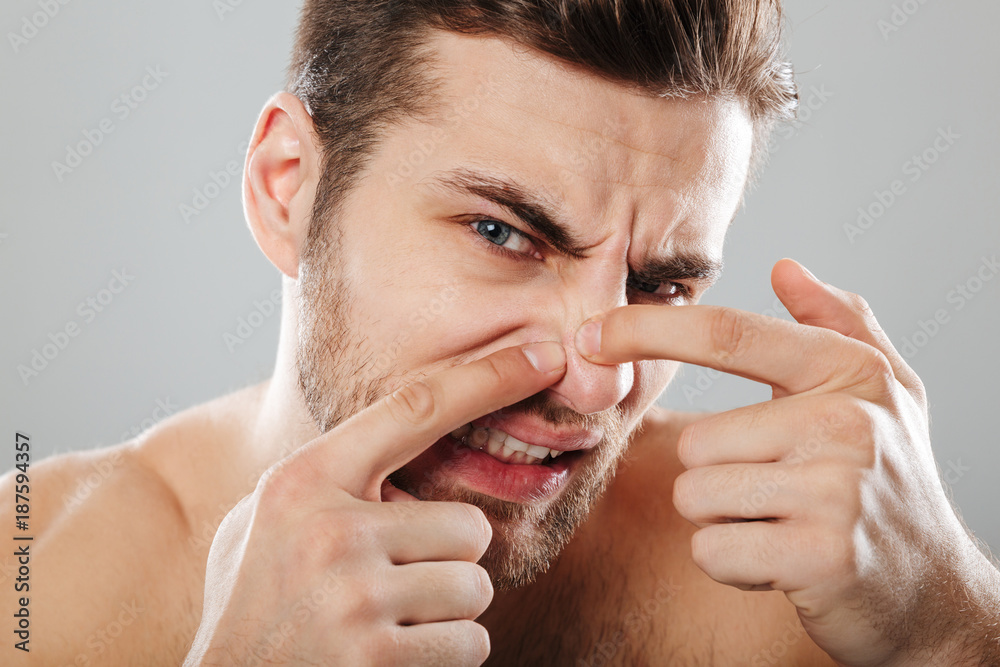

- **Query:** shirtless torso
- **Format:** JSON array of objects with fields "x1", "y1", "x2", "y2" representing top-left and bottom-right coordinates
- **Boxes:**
[{"x1": 4, "y1": 383, "x2": 835, "y2": 666}]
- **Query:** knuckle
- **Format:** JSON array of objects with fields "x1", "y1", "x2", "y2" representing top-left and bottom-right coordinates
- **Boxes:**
[
  {"x1": 825, "y1": 395, "x2": 877, "y2": 449},
  {"x1": 363, "y1": 627, "x2": 402, "y2": 666},
  {"x1": 708, "y1": 308, "x2": 756, "y2": 368},
  {"x1": 458, "y1": 502, "x2": 493, "y2": 551},
  {"x1": 478, "y1": 354, "x2": 507, "y2": 389},
  {"x1": 309, "y1": 506, "x2": 372, "y2": 565},
  {"x1": 458, "y1": 620, "x2": 491, "y2": 665},
  {"x1": 461, "y1": 563, "x2": 494, "y2": 610},
  {"x1": 385, "y1": 380, "x2": 438, "y2": 426},
  {"x1": 688, "y1": 528, "x2": 714, "y2": 572},
  {"x1": 810, "y1": 462, "x2": 865, "y2": 515},
  {"x1": 850, "y1": 345, "x2": 894, "y2": 392},
  {"x1": 256, "y1": 463, "x2": 304, "y2": 508},
  {"x1": 845, "y1": 291, "x2": 875, "y2": 321},
  {"x1": 814, "y1": 529, "x2": 856, "y2": 581},
  {"x1": 675, "y1": 423, "x2": 700, "y2": 467},
  {"x1": 671, "y1": 470, "x2": 698, "y2": 518}
]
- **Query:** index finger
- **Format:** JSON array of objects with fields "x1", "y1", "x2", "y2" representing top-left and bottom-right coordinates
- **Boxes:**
[
  {"x1": 575, "y1": 305, "x2": 877, "y2": 396},
  {"x1": 296, "y1": 341, "x2": 567, "y2": 500}
]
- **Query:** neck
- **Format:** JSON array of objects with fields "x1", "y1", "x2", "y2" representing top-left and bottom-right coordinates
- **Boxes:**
[{"x1": 245, "y1": 276, "x2": 323, "y2": 473}]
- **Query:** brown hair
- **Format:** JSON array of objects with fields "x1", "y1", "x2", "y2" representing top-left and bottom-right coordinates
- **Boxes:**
[{"x1": 288, "y1": 0, "x2": 798, "y2": 244}]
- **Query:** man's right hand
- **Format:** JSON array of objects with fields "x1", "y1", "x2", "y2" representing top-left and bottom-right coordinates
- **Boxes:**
[{"x1": 183, "y1": 341, "x2": 567, "y2": 667}]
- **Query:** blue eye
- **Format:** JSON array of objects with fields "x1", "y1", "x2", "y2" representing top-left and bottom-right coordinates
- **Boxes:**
[
  {"x1": 474, "y1": 220, "x2": 511, "y2": 246},
  {"x1": 469, "y1": 218, "x2": 541, "y2": 258}
]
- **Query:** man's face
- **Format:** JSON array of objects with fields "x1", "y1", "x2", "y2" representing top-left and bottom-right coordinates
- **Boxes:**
[{"x1": 296, "y1": 29, "x2": 753, "y2": 589}]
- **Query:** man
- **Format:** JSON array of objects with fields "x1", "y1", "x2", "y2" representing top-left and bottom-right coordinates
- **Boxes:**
[{"x1": 6, "y1": 0, "x2": 999, "y2": 664}]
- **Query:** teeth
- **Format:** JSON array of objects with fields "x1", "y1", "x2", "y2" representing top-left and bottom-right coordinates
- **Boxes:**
[
  {"x1": 503, "y1": 435, "x2": 529, "y2": 453},
  {"x1": 485, "y1": 438, "x2": 503, "y2": 457},
  {"x1": 469, "y1": 427, "x2": 489, "y2": 449},
  {"x1": 525, "y1": 444, "x2": 549, "y2": 459},
  {"x1": 452, "y1": 423, "x2": 569, "y2": 465}
]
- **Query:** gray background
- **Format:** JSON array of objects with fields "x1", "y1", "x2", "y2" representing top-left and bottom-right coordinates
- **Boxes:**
[{"x1": 2, "y1": 1, "x2": 997, "y2": 555}]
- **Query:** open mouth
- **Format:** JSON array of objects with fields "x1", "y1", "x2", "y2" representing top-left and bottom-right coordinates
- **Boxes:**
[
  {"x1": 449, "y1": 423, "x2": 569, "y2": 466},
  {"x1": 405, "y1": 414, "x2": 591, "y2": 503}
]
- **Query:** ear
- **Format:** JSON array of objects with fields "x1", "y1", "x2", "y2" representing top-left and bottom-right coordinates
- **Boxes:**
[{"x1": 243, "y1": 92, "x2": 321, "y2": 279}]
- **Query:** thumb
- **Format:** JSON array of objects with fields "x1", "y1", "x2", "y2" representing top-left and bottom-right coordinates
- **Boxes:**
[
  {"x1": 381, "y1": 478, "x2": 419, "y2": 502},
  {"x1": 770, "y1": 258, "x2": 925, "y2": 404}
]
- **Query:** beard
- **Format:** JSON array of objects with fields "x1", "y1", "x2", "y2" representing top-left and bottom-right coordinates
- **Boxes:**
[{"x1": 296, "y1": 225, "x2": 634, "y2": 591}]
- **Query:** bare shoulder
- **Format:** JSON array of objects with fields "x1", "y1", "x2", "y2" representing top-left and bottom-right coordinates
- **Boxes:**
[{"x1": 0, "y1": 429, "x2": 208, "y2": 664}]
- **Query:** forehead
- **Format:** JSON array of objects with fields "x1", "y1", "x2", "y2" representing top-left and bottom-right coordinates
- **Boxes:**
[{"x1": 404, "y1": 29, "x2": 753, "y2": 259}]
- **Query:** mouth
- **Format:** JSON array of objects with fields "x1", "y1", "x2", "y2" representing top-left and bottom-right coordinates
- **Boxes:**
[
  {"x1": 449, "y1": 423, "x2": 569, "y2": 465},
  {"x1": 407, "y1": 414, "x2": 593, "y2": 504}
]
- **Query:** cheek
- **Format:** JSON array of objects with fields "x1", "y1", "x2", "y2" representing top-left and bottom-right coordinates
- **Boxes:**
[{"x1": 353, "y1": 275, "x2": 528, "y2": 380}]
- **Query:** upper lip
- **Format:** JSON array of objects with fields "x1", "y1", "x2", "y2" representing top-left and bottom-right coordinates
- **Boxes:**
[{"x1": 470, "y1": 411, "x2": 601, "y2": 452}]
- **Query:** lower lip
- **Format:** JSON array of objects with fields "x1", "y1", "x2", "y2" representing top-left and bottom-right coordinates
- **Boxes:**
[{"x1": 419, "y1": 435, "x2": 578, "y2": 503}]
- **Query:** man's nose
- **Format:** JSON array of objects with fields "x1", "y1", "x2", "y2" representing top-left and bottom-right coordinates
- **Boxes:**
[
  {"x1": 544, "y1": 335, "x2": 633, "y2": 415},
  {"x1": 540, "y1": 279, "x2": 633, "y2": 416}
]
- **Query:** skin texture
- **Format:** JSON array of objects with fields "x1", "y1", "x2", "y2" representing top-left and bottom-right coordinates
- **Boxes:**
[{"x1": 3, "y1": 27, "x2": 997, "y2": 666}]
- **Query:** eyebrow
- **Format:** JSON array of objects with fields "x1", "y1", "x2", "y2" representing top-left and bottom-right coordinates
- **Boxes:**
[{"x1": 422, "y1": 166, "x2": 725, "y2": 286}]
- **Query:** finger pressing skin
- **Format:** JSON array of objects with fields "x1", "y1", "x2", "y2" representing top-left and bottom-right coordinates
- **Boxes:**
[
  {"x1": 574, "y1": 304, "x2": 886, "y2": 398},
  {"x1": 389, "y1": 561, "x2": 494, "y2": 625},
  {"x1": 293, "y1": 341, "x2": 567, "y2": 500}
]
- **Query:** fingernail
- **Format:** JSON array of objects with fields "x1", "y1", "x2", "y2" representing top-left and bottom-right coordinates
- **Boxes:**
[
  {"x1": 522, "y1": 341, "x2": 566, "y2": 373},
  {"x1": 576, "y1": 319, "x2": 602, "y2": 357}
]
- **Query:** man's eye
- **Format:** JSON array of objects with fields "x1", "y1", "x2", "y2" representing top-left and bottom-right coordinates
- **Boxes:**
[
  {"x1": 470, "y1": 219, "x2": 541, "y2": 259},
  {"x1": 626, "y1": 274, "x2": 690, "y2": 302}
]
